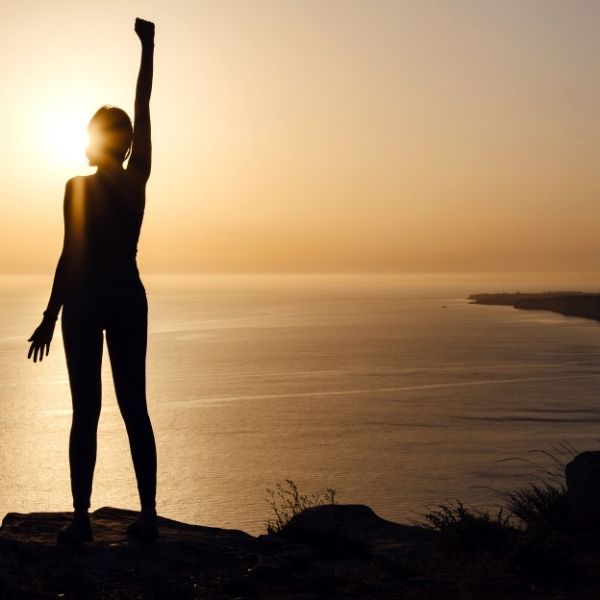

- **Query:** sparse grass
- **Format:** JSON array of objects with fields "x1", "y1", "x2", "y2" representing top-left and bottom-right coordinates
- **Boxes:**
[
  {"x1": 262, "y1": 444, "x2": 583, "y2": 589},
  {"x1": 419, "y1": 444, "x2": 577, "y2": 579},
  {"x1": 505, "y1": 482, "x2": 568, "y2": 530},
  {"x1": 420, "y1": 495, "x2": 574, "y2": 578},
  {"x1": 420, "y1": 500, "x2": 514, "y2": 553},
  {"x1": 266, "y1": 479, "x2": 336, "y2": 535},
  {"x1": 499, "y1": 442, "x2": 578, "y2": 483}
]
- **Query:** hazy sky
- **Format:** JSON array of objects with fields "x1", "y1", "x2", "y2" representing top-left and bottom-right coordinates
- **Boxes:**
[{"x1": 1, "y1": 0, "x2": 599, "y2": 274}]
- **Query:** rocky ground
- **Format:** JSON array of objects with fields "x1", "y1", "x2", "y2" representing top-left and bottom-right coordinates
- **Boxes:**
[{"x1": 3, "y1": 502, "x2": 600, "y2": 599}]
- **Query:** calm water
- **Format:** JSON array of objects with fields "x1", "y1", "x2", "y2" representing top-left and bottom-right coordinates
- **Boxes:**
[{"x1": 2, "y1": 274, "x2": 600, "y2": 534}]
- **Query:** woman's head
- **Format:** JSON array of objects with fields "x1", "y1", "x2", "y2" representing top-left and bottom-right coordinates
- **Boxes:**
[{"x1": 86, "y1": 106, "x2": 133, "y2": 167}]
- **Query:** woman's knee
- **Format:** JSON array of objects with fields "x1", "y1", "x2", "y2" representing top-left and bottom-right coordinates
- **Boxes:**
[
  {"x1": 72, "y1": 402, "x2": 101, "y2": 428},
  {"x1": 120, "y1": 401, "x2": 152, "y2": 429}
]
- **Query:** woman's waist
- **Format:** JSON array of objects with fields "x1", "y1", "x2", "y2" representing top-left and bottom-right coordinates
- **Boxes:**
[
  {"x1": 65, "y1": 271, "x2": 145, "y2": 300},
  {"x1": 62, "y1": 280, "x2": 147, "y2": 324}
]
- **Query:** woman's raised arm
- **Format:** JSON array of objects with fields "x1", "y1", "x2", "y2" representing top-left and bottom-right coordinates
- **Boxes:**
[{"x1": 128, "y1": 18, "x2": 155, "y2": 182}]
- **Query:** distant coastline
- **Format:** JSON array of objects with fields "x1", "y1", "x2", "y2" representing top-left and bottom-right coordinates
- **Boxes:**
[{"x1": 468, "y1": 292, "x2": 600, "y2": 322}]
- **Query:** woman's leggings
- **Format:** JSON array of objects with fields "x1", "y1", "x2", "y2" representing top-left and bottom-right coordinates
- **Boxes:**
[{"x1": 62, "y1": 286, "x2": 157, "y2": 512}]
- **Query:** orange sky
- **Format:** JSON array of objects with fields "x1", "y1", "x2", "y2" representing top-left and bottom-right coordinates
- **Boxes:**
[{"x1": 1, "y1": 1, "x2": 600, "y2": 274}]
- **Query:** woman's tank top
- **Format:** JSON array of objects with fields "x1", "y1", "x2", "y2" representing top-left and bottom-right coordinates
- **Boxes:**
[{"x1": 65, "y1": 173, "x2": 144, "y2": 300}]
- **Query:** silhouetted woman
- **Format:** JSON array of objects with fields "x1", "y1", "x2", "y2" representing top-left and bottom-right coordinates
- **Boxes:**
[{"x1": 27, "y1": 18, "x2": 157, "y2": 543}]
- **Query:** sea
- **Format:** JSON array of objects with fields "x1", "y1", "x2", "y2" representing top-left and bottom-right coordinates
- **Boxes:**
[{"x1": 2, "y1": 273, "x2": 600, "y2": 535}]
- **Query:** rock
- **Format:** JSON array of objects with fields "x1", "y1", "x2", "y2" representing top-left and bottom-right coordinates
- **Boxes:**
[
  {"x1": 0, "y1": 506, "x2": 260, "y2": 599},
  {"x1": 278, "y1": 504, "x2": 433, "y2": 562},
  {"x1": 0, "y1": 505, "x2": 433, "y2": 599},
  {"x1": 11, "y1": 502, "x2": 599, "y2": 598},
  {"x1": 565, "y1": 451, "x2": 600, "y2": 532}
]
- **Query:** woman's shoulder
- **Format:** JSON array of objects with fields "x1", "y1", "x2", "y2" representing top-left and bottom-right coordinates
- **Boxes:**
[
  {"x1": 64, "y1": 174, "x2": 96, "y2": 194},
  {"x1": 63, "y1": 175, "x2": 105, "y2": 215},
  {"x1": 62, "y1": 177, "x2": 86, "y2": 209}
]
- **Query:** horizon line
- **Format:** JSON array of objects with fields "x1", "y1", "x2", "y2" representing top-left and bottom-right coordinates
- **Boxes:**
[{"x1": 2, "y1": 269, "x2": 600, "y2": 277}]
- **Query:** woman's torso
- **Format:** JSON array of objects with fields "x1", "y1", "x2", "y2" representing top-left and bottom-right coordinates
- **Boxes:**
[{"x1": 64, "y1": 171, "x2": 145, "y2": 301}]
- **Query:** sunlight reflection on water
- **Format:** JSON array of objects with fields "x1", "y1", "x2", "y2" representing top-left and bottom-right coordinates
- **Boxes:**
[{"x1": 2, "y1": 274, "x2": 600, "y2": 534}]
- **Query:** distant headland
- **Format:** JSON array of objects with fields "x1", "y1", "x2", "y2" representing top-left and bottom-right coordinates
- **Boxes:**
[{"x1": 469, "y1": 291, "x2": 600, "y2": 322}]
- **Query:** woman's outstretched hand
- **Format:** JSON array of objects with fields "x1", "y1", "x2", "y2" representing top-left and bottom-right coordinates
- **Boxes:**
[
  {"x1": 27, "y1": 317, "x2": 56, "y2": 363},
  {"x1": 135, "y1": 18, "x2": 155, "y2": 46}
]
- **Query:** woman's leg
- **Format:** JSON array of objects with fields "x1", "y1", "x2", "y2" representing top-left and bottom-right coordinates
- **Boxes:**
[
  {"x1": 105, "y1": 290, "x2": 157, "y2": 512},
  {"x1": 62, "y1": 305, "x2": 104, "y2": 514}
]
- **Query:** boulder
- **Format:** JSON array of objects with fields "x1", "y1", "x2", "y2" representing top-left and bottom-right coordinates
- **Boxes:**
[
  {"x1": 565, "y1": 451, "x2": 600, "y2": 531},
  {"x1": 278, "y1": 504, "x2": 433, "y2": 561}
]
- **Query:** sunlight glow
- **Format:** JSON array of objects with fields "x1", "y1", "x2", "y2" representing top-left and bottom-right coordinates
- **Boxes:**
[{"x1": 40, "y1": 104, "x2": 91, "y2": 174}]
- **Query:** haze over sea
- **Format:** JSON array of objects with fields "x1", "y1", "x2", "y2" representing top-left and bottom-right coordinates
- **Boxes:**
[{"x1": 2, "y1": 273, "x2": 600, "y2": 535}]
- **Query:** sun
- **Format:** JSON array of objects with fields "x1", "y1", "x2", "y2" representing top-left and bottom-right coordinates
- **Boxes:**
[{"x1": 40, "y1": 103, "x2": 92, "y2": 175}]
